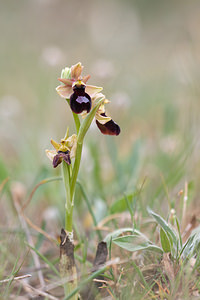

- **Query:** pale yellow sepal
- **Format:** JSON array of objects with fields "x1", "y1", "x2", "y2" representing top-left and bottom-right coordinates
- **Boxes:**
[
  {"x1": 45, "y1": 149, "x2": 57, "y2": 161},
  {"x1": 95, "y1": 112, "x2": 111, "y2": 124},
  {"x1": 67, "y1": 134, "x2": 77, "y2": 158},
  {"x1": 56, "y1": 85, "x2": 72, "y2": 99},
  {"x1": 85, "y1": 85, "x2": 103, "y2": 98},
  {"x1": 80, "y1": 110, "x2": 88, "y2": 119},
  {"x1": 51, "y1": 139, "x2": 60, "y2": 151}
]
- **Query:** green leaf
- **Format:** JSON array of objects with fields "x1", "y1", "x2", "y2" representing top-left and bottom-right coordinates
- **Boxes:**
[
  {"x1": 147, "y1": 208, "x2": 177, "y2": 244},
  {"x1": 181, "y1": 226, "x2": 200, "y2": 259},
  {"x1": 104, "y1": 228, "x2": 133, "y2": 244},
  {"x1": 160, "y1": 228, "x2": 171, "y2": 253},
  {"x1": 166, "y1": 230, "x2": 174, "y2": 250},
  {"x1": 113, "y1": 235, "x2": 163, "y2": 254}
]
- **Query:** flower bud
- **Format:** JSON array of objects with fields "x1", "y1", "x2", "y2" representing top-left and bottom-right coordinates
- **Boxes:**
[{"x1": 61, "y1": 67, "x2": 71, "y2": 79}]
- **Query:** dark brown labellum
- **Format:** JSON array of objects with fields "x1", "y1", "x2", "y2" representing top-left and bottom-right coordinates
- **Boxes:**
[
  {"x1": 70, "y1": 85, "x2": 91, "y2": 114},
  {"x1": 96, "y1": 113, "x2": 120, "y2": 136},
  {"x1": 53, "y1": 150, "x2": 71, "y2": 168}
]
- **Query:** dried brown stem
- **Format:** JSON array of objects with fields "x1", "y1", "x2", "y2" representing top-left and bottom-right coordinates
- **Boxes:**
[{"x1": 59, "y1": 228, "x2": 78, "y2": 299}]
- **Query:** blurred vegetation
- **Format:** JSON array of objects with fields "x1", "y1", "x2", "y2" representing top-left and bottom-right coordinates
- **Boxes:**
[{"x1": 0, "y1": 0, "x2": 200, "y2": 298}]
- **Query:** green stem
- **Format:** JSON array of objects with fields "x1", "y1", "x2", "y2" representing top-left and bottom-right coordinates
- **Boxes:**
[
  {"x1": 70, "y1": 142, "x2": 83, "y2": 204},
  {"x1": 66, "y1": 99, "x2": 81, "y2": 134},
  {"x1": 63, "y1": 99, "x2": 81, "y2": 233},
  {"x1": 72, "y1": 112, "x2": 80, "y2": 133},
  {"x1": 65, "y1": 207, "x2": 73, "y2": 233},
  {"x1": 62, "y1": 162, "x2": 73, "y2": 232}
]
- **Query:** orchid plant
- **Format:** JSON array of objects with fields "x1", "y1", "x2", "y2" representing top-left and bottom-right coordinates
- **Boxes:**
[
  {"x1": 46, "y1": 62, "x2": 120, "y2": 240},
  {"x1": 45, "y1": 62, "x2": 120, "y2": 298}
]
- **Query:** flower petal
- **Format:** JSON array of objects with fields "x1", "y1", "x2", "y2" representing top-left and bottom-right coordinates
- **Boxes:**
[
  {"x1": 95, "y1": 113, "x2": 111, "y2": 124},
  {"x1": 85, "y1": 85, "x2": 103, "y2": 98},
  {"x1": 82, "y1": 74, "x2": 91, "y2": 83},
  {"x1": 53, "y1": 153, "x2": 63, "y2": 168},
  {"x1": 66, "y1": 134, "x2": 77, "y2": 158},
  {"x1": 58, "y1": 78, "x2": 73, "y2": 86},
  {"x1": 97, "y1": 102, "x2": 106, "y2": 114},
  {"x1": 45, "y1": 149, "x2": 57, "y2": 161},
  {"x1": 56, "y1": 85, "x2": 73, "y2": 99},
  {"x1": 96, "y1": 114, "x2": 120, "y2": 136},
  {"x1": 53, "y1": 151, "x2": 71, "y2": 168},
  {"x1": 70, "y1": 89, "x2": 91, "y2": 114},
  {"x1": 51, "y1": 139, "x2": 60, "y2": 151},
  {"x1": 62, "y1": 151, "x2": 71, "y2": 165},
  {"x1": 71, "y1": 62, "x2": 83, "y2": 80}
]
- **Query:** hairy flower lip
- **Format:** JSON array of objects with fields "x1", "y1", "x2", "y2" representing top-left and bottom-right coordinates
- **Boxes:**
[
  {"x1": 53, "y1": 150, "x2": 71, "y2": 168},
  {"x1": 96, "y1": 113, "x2": 121, "y2": 136},
  {"x1": 70, "y1": 89, "x2": 91, "y2": 114}
]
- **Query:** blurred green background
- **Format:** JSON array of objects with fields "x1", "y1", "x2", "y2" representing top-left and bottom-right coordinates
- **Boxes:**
[{"x1": 1, "y1": 0, "x2": 200, "y2": 228}]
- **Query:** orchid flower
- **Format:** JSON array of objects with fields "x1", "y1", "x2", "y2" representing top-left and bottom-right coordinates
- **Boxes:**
[
  {"x1": 46, "y1": 131, "x2": 77, "y2": 168},
  {"x1": 56, "y1": 62, "x2": 102, "y2": 114}
]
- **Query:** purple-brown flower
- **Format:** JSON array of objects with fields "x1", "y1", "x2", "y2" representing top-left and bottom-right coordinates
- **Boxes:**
[
  {"x1": 82, "y1": 93, "x2": 121, "y2": 136},
  {"x1": 46, "y1": 134, "x2": 77, "y2": 168}
]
